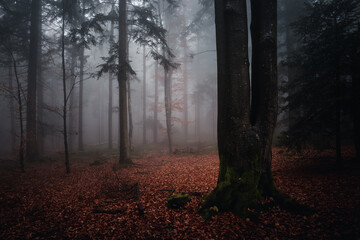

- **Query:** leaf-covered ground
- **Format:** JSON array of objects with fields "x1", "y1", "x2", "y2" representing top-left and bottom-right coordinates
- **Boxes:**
[{"x1": 0, "y1": 148, "x2": 359, "y2": 239}]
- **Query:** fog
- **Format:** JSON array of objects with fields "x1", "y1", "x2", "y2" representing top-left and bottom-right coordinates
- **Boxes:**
[{"x1": 0, "y1": 0, "x2": 217, "y2": 155}]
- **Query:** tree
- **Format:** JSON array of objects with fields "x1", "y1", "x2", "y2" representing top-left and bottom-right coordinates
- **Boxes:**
[
  {"x1": 199, "y1": 0, "x2": 310, "y2": 218},
  {"x1": 108, "y1": 7, "x2": 115, "y2": 150},
  {"x1": 26, "y1": 0, "x2": 41, "y2": 162},
  {"x1": 118, "y1": 0, "x2": 131, "y2": 164},
  {"x1": 280, "y1": 0, "x2": 360, "y2": 163}
]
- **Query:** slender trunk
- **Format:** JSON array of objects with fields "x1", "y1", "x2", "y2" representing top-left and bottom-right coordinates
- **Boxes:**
[
  {"x1": 118, "y1": 0, "x2": 131, "y2": 163},
  {"x1": 62, "y1": 6, "x2": 70, "y2": 174},
  {"x1": 143, "y1": 46, "x2": 147, "y2": 145},
  {"x1": 154, "y1": 60, "x2": 159, "y2": 143},
  {"x1": 68, "y1": 49, "x2": 76, "y2": 152},
  {"x1": 164, "y1": 68, "x2": 172, "y2": 153},
  {"x1": 78, "y1": 3, "x2": 85, "y2": 152},
  {"x1": 162, "y1": 0, "x2": 172, "y2": 153},
  {"x1": 127, "y1": 30, "x2": 133, "y2": 153},
  {"x1": 195, "y1": 92, "x2": 200, "y2": 141},
  {"x1": 26, "y1": 0, "x2": 41, "y2": 161},
  {"x1": 8, "y1": 58, "x2": 16, "y2": 155},
  {"x1": 78, "y1": 47, "x2": 85, "y2": 151},
  {"x1": 37, "y1": 11, "x2": 44, "y2": 156},
  {"x1": 183, "y1": 37, "x2": 188, "y2": 148},
  {"x1": 127, "y1": 75, "x2": 133, "y2": 152},
  {"x1": 108, "y1": 20, "x2": 114, "y2": 149},
  {"x1": 11, "y1": 55, "x2": 25, "y2": 172}
]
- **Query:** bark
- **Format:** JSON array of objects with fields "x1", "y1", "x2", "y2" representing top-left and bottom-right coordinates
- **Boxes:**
[
  {"x1": 8, "y1": 57, "x2": 16, "y2": 155},
  {"x1": 11, "y1": 54, "x2": 25, "y2": 172},
  {"x1": 78, "y1": 48, "x2": 85, "y2": 152},
  {"x1": 108, "y1": 20, "x2": 114, "y2": 149},
  {"x1": 127, "y1": 74, "x2": 133, "y2": 152},
  {"x1": 153, "y1": 60, "x2": 159, "y2": 143},
  {"x1": 163, "y1": 0, "x2": 173, "y2": 154},
  {"x1": 37, "y1": 9, "x2": 44, "y2": 156},
  {"x1": 200, "y1": 0, "x2": 312, "y2": 218},
  {"x1": 118, "y1": 0, "x2": 131, "y2": 164},
  {"x1": 26, "y1": 0, "x2": 41, "y2": 161},
  {"x1": 78, "y1": 3, "x2": 85, "y2": 152},
  {"x1": 164, "y1": 68, "x2": 173, "y2": 153},
  {"x1": 68, "y1": 49, "x2": 77, "y2": 152},
  {"x1": 195, "y1": 92, "x2": 200, "y2": 140},
  {"x1": 182, "y1": 37, "x2": 188, "y2": 147},
  {"x1": 142, "y1": 46, "x2": 147, "y2": 145},
  {"x1": 61, "y1": 5, "x2": 70, "y2": 174},
  {"x1": 127, "y1": 31, "x2": 133, "y2": 153}
]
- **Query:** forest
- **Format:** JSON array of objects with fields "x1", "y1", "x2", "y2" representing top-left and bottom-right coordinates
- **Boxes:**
[{"x1": 0, "y1": 0, "x2": 359, "y2": 239}]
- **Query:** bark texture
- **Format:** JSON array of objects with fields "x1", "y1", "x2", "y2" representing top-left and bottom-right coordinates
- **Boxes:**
[
  {"x1": 108, "y1": 20, "x2": 114, "y2": 150},
  {"x1": 200, "y1": 0, "x2": 312, "y2": 218},
  {"x1": 118, "y1": 0, "x2": 131, "y2": 164},
  {"x1": 26, "y1": 0, "x2": 41, "y2": 161}
]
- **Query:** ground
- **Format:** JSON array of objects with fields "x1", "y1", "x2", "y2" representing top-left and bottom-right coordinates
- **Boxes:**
[{"x1": 0, "y1": 148, "x2": 359, "y2": 239}]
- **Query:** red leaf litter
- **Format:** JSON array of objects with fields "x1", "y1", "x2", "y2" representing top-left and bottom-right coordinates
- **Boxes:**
[{"x1": 0, "y1": 148, "x2": 359, "y2": 239}]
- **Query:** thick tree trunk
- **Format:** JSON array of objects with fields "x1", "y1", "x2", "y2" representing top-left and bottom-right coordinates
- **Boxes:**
[
  {"x1": 154, "y1": 60, "x2": 159, "y2": 143},
  {"x1": 118, "y1": 0, "x2": 131, "y2": 164},
  {"x1": 108, "y1": 20, "x2": 114, "y2": 150},
  {"x1": 200, "y1": 0, "x2": 311, "y2": 218},
  {"x1": 26, "y1": 0, "x2": 41, "y2": 161},
  {"x1": 142, "y1": 46, "x2": 147, "y2": 145}
]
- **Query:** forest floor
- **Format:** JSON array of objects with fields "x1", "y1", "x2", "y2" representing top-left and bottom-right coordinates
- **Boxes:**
[{"x1": 0, "y1": 147, "x2": 359, "y2": 240}]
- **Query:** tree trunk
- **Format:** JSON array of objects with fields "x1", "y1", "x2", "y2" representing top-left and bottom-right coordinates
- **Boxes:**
[
  {"x1": 118, "y1": 0, "x2": 131, "y2": 164},
  {"x1": 182, "y1": 37, "x2": 188, "y2": 148},
  {"x1": 78, "y1": 46, "x2": 85, "y2": 152},
  {"x1": 154, "y1": 60, "x2": 159, "y2": 143},
  {"x1": 142, "y1": 46, "x2": 147, "y2": 145},
  {"x1": 8, "y1": 57, "x2": 16, "y2": 155},
  {"x1": 108, "y1": 20, "x2": 114, "y2": 150},
  {"x1": 61, "y1": 6, "x2": 70, "y2": 174},
  {"x1": 200, "y1": 0, "x2": 310, "y2": 218},
  {"x1": 127, "y1": 73, "x2": 133, "y2": 152},
  {"x1": 68, "y1": 49, "x2": 76, "y2": 152},
  {"x1": 37, "y1": 10, "x2": 44, "y2": 156},
  {"x1": 26, "y1": 0, "x2": 41, "y2": 161},
  {"x1": 164, "y1": 68, "x2": 173, "y2": 153},
  {"x1": 11, "y1": 54, "x2": 25, "y2": 172},
  {"x1": 126, "y1": 30, "x2": 133, "y2": 153}
]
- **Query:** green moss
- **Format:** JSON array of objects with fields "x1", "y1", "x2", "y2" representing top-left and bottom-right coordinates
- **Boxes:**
[{"x1": 166, "y1": 193, "x2": 191, "y2": 209}]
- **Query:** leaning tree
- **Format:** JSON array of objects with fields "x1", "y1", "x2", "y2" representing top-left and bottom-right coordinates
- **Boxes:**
[{"x1": 199, "y1": 0, "x2": 312, "y2": 218}]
